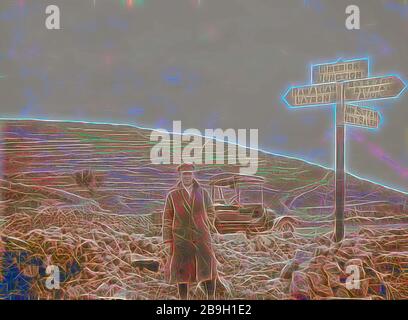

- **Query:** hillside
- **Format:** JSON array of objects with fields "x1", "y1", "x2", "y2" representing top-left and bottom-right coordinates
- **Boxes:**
[{"x1": 0, "y1": 119, "x2": 407, "y2": 228}]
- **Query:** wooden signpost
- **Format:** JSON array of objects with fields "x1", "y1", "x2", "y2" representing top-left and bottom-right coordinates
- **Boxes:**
[{"x1": 282, "y1": 58, "x2": 406, "y2": 242}]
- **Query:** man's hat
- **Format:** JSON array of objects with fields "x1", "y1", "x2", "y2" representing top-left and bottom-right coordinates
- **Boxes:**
[{"x1": 177, "y1": 163, "x2": 195, "y2": 173}]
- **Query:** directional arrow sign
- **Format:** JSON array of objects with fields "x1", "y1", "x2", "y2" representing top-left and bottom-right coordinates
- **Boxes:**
[
  {"x1": 343, "y1": 104, "x2": 380, "y2": 129},
  {"x1": 344, "y1": 75, "x2": 406, "y2": 102},
  {"x1": 283, "y1": 83, "x2": 338, "y2": 107},
  {"x1": 283, "y1": 75, "x2": 406, "y2": 107},
  {"x1": 312, "y1": 58, "x2": 369, "y2": 84}
]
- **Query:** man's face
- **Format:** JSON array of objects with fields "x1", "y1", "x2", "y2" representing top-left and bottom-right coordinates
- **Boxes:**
[{"x1": 180, "y1": 172, "x2": 194, "y2": 187}]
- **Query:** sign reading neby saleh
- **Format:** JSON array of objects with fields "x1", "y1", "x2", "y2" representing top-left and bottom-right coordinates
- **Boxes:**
[
  {"x1": 282, "y1": 58, "x2": 407, "y2": 242},
  {"x1": 344, "y1": 104, "x2": 380, "y2": 129}
]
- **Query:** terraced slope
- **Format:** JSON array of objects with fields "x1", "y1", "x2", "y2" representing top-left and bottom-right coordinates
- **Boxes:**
[{"x1": 1, "y1": 119, "x2": 406, "y2": 234}]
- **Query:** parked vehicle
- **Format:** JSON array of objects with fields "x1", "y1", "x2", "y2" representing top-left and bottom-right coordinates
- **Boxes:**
[{"x1": 209, "y1": 173, "x2": 297, "y2": 234}]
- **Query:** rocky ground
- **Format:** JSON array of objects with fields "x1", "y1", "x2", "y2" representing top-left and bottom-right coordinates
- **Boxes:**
[{"x1": 1, "y1": 207, "x2": 406, "y2": 300}]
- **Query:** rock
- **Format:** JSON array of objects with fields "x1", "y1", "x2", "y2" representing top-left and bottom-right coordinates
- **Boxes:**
[
  {"x1": 282, "y1": 231, "x2": 294, "y2": 239},
  {"x1": 308, "y1": 271, "x2": 333, "y2": 297},
  {"x1": 293, "y1": 249, "x2": 313, "y2": 265},
  {"x1": 333, "y1": 285, "x2": 352, "y2": 298},
  {"x1": 280, "y1": 260, "x2": 299, "y2": 280},
  {"x1": 96, "y1": 283, "x2": 110, "y2": 295},
  {"x1": 290, "y1": 271, "x2": 312, "y2": 300},
  {"x1": 314, "y1": 245, "x2": 330, "y2": 257},
  {"x1": 310, "y1": 255, "x2": 331, "y2": 266},
  {"x1": 322, "y1": 261, "x2": 345, "y2": 288},
  {"x1": 280, "y1": 249, "x2": 313, "y2": 280},
  {"x1": 259, "y1": 235, "x2": 273, "y2": 247},
  {"x1": 316, "y1": 235, "x2": 332, "y2": 247},
  {"x1": 137, "y1": 260, "x2": 160, "y2": 273},
  {"x1": 340, "y1": 238, "x2": 356, "y2": 248},
  {"x1": 216, "y1": 277, "x2": 233, "y2": 296},
  {"x1": 131, "y1": 254, "x2": 160, "y2": 273},
  {"x1": 217, "y1": 232, "x2": 248, "y2": 246},
  {"x1": 359, "y1": 228, "x2": 376, "y2": 237},
  {"x1": 336, "y1": 246, "x2": 355, "y2": 260}
]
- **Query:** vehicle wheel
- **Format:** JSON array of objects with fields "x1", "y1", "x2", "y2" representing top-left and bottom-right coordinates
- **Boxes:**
[
  {"x1": 273, "y1": 217, "x2": 296, "y2": 233},
  {"x1": 279, "y1": 221, "x2": 295, "y2": 233}
]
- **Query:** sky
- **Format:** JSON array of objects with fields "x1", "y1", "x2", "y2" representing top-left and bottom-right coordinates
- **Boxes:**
[{"x1": 0, "y1": 0, "x2": 408, "y2": 191}]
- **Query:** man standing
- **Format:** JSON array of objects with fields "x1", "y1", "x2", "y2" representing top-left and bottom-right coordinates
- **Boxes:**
[{"x1": 162, "y1": 163, "x2": 218, "y2": 300}]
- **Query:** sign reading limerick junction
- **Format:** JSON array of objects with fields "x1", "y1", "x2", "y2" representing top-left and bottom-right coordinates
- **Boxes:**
[{"x1": 312, "y1": 58, "x2": 369, "y2": 84}]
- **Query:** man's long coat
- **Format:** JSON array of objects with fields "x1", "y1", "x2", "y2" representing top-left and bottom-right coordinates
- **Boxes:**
[{"x1": 162, "y1": 180, "x2": 218, "y2": 284}]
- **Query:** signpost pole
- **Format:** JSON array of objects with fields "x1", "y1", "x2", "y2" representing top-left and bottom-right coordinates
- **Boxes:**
[{"x1": 334, "y1": 82, "x2": 345, "y2": 242}]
